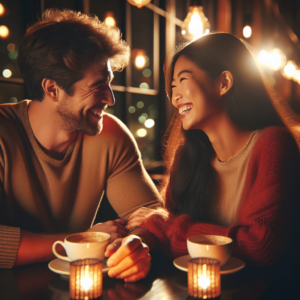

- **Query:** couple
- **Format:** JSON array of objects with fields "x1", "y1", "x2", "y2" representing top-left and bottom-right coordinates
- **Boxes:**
[{"x1": 1, "y1": 8, "x2": 299, "y2": 282}]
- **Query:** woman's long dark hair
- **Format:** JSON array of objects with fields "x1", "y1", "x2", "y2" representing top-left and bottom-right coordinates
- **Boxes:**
[{"x1": 162, "y1": 32, "x2": 283, "y2": 222}]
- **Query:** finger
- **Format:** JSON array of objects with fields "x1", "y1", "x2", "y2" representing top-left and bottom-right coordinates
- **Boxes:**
[
  {"x1": 114, "y1": 219, "x2": 127, "y2": 226},
  {"x1": 105, "y1": 239, "x2": 122, "y2": 257},
  {"x1": 124, "y1": 265, "x2": 151, "y2": 282},
  {"x1": 108, "y1": 243, "x2": 149, "y2": 276},
  {"x1": 106, "y1": 236, "x2": 143, "y2": 268},
  {"x1": 116, "y1": 255, "x2": 151, "y2": 279}
]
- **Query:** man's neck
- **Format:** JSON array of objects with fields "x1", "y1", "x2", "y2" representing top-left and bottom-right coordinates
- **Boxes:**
[{"x1": 28, "y1": 99, "x2": 77, "y2": 159}]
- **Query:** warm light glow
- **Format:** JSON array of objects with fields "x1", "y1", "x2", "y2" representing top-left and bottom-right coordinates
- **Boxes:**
[
  {"x1": 189, "y1": 12, "x2": 203, "y2": 39},
  {"x1": 81, "y1": 275, "x2": 93, "y2": 291},
  {"x1": 127, "y1": 0, "x2": 151, "y2": 8},
  {"x1": 181, "y1": 6, "x2": 210, "y2": 41},
  {"x1": 283, "y1": 61, "x2": 297, "y2": 78},
  {"x1": 243, "y1": 25, "x2": 252, "y2": 38},
  {"x1": 144, "y1": 119, "x2": 155, "y2": 128},
  {"x1": 0, "y1": 25, "x2": 9, "y2": 38},
  {"x1": 135, "y1": 55, "x2": 146, "y2": 69},
  {"x1": 7, "y1": 43, "x2": 15, "y2": 52},
  {"x1": 258, "y1": 50, "x2": 269, "y2": 64},
  {"x1": 105, "y1": 16, "x2": 115, "y2": 27},
  {"x1": 293, "y1": 70, "x2": 300, "y2": 83},
  {"x1": 2, "y1": 69, "x2": 12, "y2": 78},
  {"x1": 136, "y1": 128, "x2": 147, "y2": 137},
  {"x1": 266, "y1": 49, "x2": 286, "y2": 71},
  {"x1": 0, "y1": 3, "x2": 5, "y2": 16}
]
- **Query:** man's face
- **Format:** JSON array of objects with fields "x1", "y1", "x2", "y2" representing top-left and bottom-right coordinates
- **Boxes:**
[{"x1": 56, "y1": 62, "x2": 115, "y2": 136}]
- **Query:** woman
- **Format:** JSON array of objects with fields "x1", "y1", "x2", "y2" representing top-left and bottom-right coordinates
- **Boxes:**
[{"x1": 105, "y1": 33, "x2": 300, "y2": 281}]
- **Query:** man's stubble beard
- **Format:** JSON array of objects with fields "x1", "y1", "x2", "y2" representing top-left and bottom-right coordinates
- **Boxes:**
[{"x1": 56, "y1": 100, "x2": 102, "y2": 136}]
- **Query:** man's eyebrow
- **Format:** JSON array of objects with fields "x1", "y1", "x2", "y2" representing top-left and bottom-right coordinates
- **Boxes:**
[{"x1": 89, "y1": 73, "x2": 113, "y2": 89}]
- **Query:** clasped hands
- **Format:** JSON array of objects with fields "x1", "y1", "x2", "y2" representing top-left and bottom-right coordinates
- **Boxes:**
[{"x1": 87, "y1": 207, "x2": 153, "y2": 282}]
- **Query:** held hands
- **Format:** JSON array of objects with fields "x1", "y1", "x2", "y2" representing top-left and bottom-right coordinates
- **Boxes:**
[
  {"x1": 105, "y1": 235, "x2": 151, "y2": 282},
  {"x1": 87, "y1": 219, "x2": 127, "y2": 242}
]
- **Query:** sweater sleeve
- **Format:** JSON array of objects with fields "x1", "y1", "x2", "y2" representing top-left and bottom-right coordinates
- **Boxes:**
[
  {"x1": 0, "y1": 155, "x2": 21, "y2": 269},
  {"x1": 140, "y1": 127, "x2": 300, "y2": 267}
]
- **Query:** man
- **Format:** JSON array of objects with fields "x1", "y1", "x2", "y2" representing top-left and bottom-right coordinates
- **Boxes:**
[{"x1": 0, "y1": 9, "x2": 160, "y2": 281}]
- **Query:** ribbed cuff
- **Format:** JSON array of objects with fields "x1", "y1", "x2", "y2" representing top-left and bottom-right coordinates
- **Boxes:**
[{"x1": 0, "y1": 225, "x2": 21, "y2": 269}]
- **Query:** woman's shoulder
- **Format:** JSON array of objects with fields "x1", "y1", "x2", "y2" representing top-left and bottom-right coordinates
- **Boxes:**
[{"x1": 251, "y1": 126, "x2": 299, "y2": 165}]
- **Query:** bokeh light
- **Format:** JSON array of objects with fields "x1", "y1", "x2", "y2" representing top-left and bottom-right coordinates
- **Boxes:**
[
  {"x1": 0, "y1": 25, "x2": 9, "y2": 38},
  {"x1": 0, "y1": 3, "x2": 5, "y2": 16},
  {"x1": 104, "y1": 12, "x2": 116, "y2": 27},
  {"x1": 137, "y1": 101, "x2": 144, "y2": 108},
  {"x1": 138, "y1": 115, "x2": 146, "y2": 124},
  {"x1": 136, "y1": 128, "x2": 147, "y2": 137},
  {"x1": 128, "y1": 106, "x2": 136, "y2": 113},
  {"x1": 2, "y1": 69, "x2": 12, "y2": 78},
  {"x1": 258, "y1": 50, "x2": 269, "y2": 64},
  {"x1": 144, "y1": 119, "x2": 155, "y2": 128},
  {"x1": 243, "y1": 26, "x2": 252, "y2": 38},
  {"x1": 8, "y1": 50, "x2": 17, "y2": 59},
  {"x1": 139, "y1": 82, "x2": 149, "y2": 89},
  {"x1": 283, "y1": 61, "x2": 297, "y2": 79},
  {"x1": 266, "y1": 48, "x2": 286, "y2": 71},
  {"x1": 135, "y1": 55, "x2": 146, "y2": 69},
  {"x1": 7, "y1": 43, "x2": 15, "y2": 52},
  {"x1": 142, "y1": 69, "x2": 151, "y2": 77},
  {"x1": 293, "y1": 70, "x2": 300, "y2": 83}
]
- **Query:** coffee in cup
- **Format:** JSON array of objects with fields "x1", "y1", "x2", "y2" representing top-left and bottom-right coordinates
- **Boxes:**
[
  {"x1": 187, "y1": 235, "x2": 232, "y2": 266},
  {"x1": 52, "y1": 232, "x2": 110, "y2": 262}
]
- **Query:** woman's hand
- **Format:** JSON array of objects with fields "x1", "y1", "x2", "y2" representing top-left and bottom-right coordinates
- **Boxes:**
[
  {"x1": 87, "y1": 219, "x2": 127, "y2": 242},
  {"x1": 126, "y1": 207, "x2": 155, "y2": 230},
  {"x1": 105, "y1": 235, "x2": 151, "y2": 282}
]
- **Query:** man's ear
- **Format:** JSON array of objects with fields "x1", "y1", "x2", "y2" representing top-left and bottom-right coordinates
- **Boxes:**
[
  {"x1": 219, "y1": 71, "x2": 234, "y2": 96},
  {"x1": 41, "y1": 78, "x2": 60, "y2": 102}
]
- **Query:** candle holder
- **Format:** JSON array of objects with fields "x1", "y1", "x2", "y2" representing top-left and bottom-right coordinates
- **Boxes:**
[
  {"x1": 70, "y1": 258, "x2": 102, "y2": 300},
  {"x1": 188, "y1": 257, "x2": 221, "y2": 299}
]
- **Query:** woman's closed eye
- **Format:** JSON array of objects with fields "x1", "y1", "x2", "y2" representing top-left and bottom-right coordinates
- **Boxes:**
[{"x1": 179, "y1": 77, "x2": 187, "y2": 83}]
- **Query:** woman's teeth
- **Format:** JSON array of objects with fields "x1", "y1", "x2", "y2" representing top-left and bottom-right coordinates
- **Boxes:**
[
  {"x1": 90, "y1": 109, "x2": 101, "y2": 117},
  {"x1": 179, "y1": 105, "x2": 193, "y2": 115}
]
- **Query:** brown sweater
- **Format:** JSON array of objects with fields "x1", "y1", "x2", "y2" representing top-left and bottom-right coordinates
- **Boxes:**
[{"x1": 0, "y1": 100, "x2": 161, "y2": 268}]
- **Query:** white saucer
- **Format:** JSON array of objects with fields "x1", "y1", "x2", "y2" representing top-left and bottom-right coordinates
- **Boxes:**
[
  {"x1": 48, "y1": 258, "x2": 109, "y2": 276},
  {"x1": 173, "y1": 255, "x2": 245, "y2": 275}
]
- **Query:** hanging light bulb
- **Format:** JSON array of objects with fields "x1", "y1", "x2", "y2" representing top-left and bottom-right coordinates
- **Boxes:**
[
  {"x1": 127, "y1": 0, "x2": 151, "y2": 9},
  {"x1": 282, "y1": 60, "x2": 297, "y2": 79},
  {"x1": 181, "y1": 5, "x2": 210, "y2": 41},
  {"x1": 243, "y1": 25, "x2": 252, "y2": 38},
  {"x1": 104, "y1": 12, "x2": 116, "y2": 27},
  {"x1": 0, "y1": 3, "x2": 5, "y2": 17}
]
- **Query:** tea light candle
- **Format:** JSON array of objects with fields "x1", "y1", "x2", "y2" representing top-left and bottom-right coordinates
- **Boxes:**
[
  {"x1": 70, "y1": 259, "x2": 102, "y2": 300},
  {"x1": 188, "y1": 258, "x2": 221, "y2": 299}
]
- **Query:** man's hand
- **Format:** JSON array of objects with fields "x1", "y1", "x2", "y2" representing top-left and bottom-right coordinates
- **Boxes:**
[
  {"x1": 105, "y1": 235, "x2": 151, "y2": 282},
  {"x1": 126, "y1": 207, "x2": 155, "y2": 230},
  {"x1": 87, "y1": 219, "x2": 127, "y2": 242}
]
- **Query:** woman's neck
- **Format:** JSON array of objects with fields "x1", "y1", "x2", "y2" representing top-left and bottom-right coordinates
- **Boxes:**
[{"x1": 202, "y1": 113, "x2": 254, "y2": 162}]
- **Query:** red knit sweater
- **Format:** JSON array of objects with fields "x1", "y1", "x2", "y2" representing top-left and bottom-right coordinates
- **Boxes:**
[{"x1": 140, "y1": 127, "x2": 300, "y2": 267}]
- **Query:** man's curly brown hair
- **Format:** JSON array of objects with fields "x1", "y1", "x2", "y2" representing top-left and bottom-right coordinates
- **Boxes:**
[{"x1": 18, "y1": 8, "x2": 130, "y2": 101}]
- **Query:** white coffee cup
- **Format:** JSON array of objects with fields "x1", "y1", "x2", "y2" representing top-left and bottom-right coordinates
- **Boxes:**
[
  {"x1": 187, "y1": 235, "x2": 232, "y2": 266},
  {"x1": 52, "y1": 232, "x2": 110, "y2": 262}
]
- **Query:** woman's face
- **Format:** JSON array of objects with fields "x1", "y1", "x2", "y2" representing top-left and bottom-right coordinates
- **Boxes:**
[{"x1": 171, "y1": 55, "x2": 224, "y2": 131}]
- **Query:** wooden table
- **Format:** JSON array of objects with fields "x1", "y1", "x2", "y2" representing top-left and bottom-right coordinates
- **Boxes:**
[{"x1": 0, "y1": 254, "x2": 299, "y2": 300}]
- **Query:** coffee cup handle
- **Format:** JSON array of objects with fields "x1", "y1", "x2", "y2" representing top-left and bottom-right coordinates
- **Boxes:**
[{"x1": 52, "y1": 241, "x2": 71, "y2": 262}]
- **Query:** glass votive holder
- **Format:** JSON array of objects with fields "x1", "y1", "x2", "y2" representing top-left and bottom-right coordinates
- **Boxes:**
[
  {"x1": 188, "y1": 257, "x2": 221, "y2": 299},
  {"x1": 69, "y1": 258, "x2": 102, "y2": 300}
]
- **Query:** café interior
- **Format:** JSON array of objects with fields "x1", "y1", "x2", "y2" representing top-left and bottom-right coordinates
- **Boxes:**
[{"x1": 1, "y1": 0, "x2": 300, "y2": 299}]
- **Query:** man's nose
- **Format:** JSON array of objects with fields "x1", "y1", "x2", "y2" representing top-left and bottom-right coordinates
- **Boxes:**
[{"x1": 102, "y1": 84, "x2": 115, "y2": 106}]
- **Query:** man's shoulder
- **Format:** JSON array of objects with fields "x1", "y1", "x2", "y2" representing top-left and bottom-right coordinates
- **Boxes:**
[{"x1": 0, "y1": 101, "x2": 28, "y2": 135}]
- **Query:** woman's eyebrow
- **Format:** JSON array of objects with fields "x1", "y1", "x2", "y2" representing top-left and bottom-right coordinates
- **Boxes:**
[{"x1": 177, "y1": 70, "x2": 192, "y2": 77}]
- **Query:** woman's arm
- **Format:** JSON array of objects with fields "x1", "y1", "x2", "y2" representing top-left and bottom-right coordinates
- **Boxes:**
[{"x1": 140, "y1": 127, "x2": 300, "y2": 267}]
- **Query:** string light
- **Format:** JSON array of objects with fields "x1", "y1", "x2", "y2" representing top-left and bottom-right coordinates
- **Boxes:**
[
  {"x1": 0, "y1": 3, "x2": 5, "y2": 16},
  {"x1": 0, "y1": 25, "x2": 9, "y2": 38},
  {"x1": 283, "y1": 61, "x2": 297, "y2": 79}
]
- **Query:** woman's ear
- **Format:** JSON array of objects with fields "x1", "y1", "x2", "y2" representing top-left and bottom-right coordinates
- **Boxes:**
[
  {"x1": 41, "y1": 78, "x2": 60, "y2": 102},
  {"x1": 219, "y1": 71, "x2": 234, "y2": 96}
]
